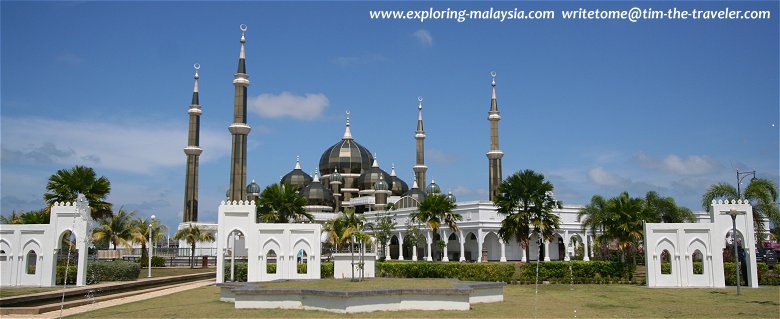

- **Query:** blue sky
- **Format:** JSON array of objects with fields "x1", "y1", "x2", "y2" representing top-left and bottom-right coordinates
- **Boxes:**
[{"x1": 2, "y1": 1, "x2": 778, "y2": 234}]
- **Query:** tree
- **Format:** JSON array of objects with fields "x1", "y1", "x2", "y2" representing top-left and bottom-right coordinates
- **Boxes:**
[
  {"x1": 365, "y1": 214, "x2": 396, "y2": 261},
  {"x1": 92, "y1": 208, "x2": 135, "y2": 250},
  {"x1": 410, "y1": 193, "x2": 462, "y2": 258},
  {"x1": 130, "y1": 217, "x2": 169, "y2": 266},
  {"x1": 43, "y1": 166, "x2": 112, "y2": 219},
  {"x1": 578, "y1": 195, "x2": 609, "y2": 259},
  {"x1": 702, "y1": 178, "x2": 779, "y2": 244},
  {"x1": 644, "y1": 191, "x2": 696, "y2": 223},
  {"x1": 404, "y1": 220, "x2": 425, "y2": 260},
  {"x1": 494, "y1": 170, "x2": 561, "y2": 262},
  {"x1": 0, "y1": 211, "x2": 22, "y2": 224},
  {"x1": 256, "y1": 183, "x2": 313, "y2": 223},
  {"x1": 174, "y1": 223, "x2": 215, "y2": 268},
  {"x1": 0, "y1": 209, "x2": 48, "y2": 224},
  {"x1": 604, "y1": 192, "x2": 647, "y2": 263}
]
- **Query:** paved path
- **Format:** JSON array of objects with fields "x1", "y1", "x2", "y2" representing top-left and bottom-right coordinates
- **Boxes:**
[{"x1": 4, "y1": 279, "x2": 215, "y2": 319}]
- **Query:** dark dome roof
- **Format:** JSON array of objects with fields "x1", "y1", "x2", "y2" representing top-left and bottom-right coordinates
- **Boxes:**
[
  {"x1": 319, "y1": 118, "x2": 374, "y2": 175},
  {"x1": 247, "y1": 180, "x2": 261, "y2": 194},
  {"x1": 374, "y1": 176, "x2": 389, "y2": 191},
  {"x1": 446, "y1": 191, "x2": 457, "y2": 203},
  {"x1": 301, "y1": 173, "x2": 334, "y2": 207},
  {"x1": 357, "y1": 159, "x2": 391, "y2": 191},
  {"x1": 390, "y1": 176, "x2": 409, "y2": 196},
  {"x1": 426, "y1": 180, "x2": 441, "y2": 194},
  {"x1": 281, "y1": 158, "x2": 312, "y2": 190},
  {"x1": 330, "y1": 168, "x2": 343, "y2": 183},
  {"x1": 404, "y1": 187, "x2": 427, "y2": 203}
]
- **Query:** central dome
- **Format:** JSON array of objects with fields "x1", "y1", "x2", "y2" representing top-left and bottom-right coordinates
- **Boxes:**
[{"x1": 318, "y1": 113, "x2": 374, "y2": 175}]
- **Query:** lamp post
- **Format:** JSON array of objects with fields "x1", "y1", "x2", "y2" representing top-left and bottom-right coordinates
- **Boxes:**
[
  {"x1": 721, "y1": 208, "x2": 745, "y2": 295},
  {"x1": 736, "y1": 169, "x2": 756, "y2": 200},
  {"x1": 148, "y1": 214, "x2": 155, "y2": 278}
]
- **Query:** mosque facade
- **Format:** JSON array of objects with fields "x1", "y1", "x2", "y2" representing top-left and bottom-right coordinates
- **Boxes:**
[{"x1": 181, "y1": 25, "x2": 603, "y2": 262}]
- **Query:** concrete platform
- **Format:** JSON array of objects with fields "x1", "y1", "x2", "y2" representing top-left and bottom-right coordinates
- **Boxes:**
[{"x1": 219, "y1": 280, "x2": 505, "y2": 313}]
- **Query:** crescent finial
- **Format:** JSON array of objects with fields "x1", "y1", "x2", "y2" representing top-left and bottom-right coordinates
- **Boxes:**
[
  {"x1": 240, "y1": 24, "x2": 248, "y2": 32},
  {"x1": 490, "y1": 71, "x2": 496, "y2": 78}
]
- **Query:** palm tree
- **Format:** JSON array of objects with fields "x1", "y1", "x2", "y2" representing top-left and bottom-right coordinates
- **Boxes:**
[
  {"x1": 605, "y1": 192, "x2": 646, "y2": 263},
  {"x1": 494, "y1": 170, "x2": 561, "y2": 261},
  {"x1": 43, "y1": 166, "x2": 112, "y2": 219},
  {"x1": 0, "y1": 211, "x2": 22, "y2": 224},
  {"x1": 130, "y1": 217, "x2": 169, "y2": 266},
  {"x1": 0, "y1": 209, "x2": 48, "y2": 224},
  {"x1": 325, "y1": 208, "x2": 365, "y2": 280},
  {"x1": 702, "y1": 178, "x2": 779, "y2": 244},
  {"x1": 644, "y1": 191, "x2": 696, "y2": 223},
  {"x1": 578, "y1": 195, "x2": 608, "y2": 259},
  {"x1": 410, "y1": 194, "x2": 461, "y2": 249},
  {"x1": 92, "y1": 208, "x2": 135, "y2": 250},
  {"x1": 174, "y1": 223, "x2": 215, "y2": 268},
  {"x1": 256, "y1": 183, "x2": 313, "y2": 223}
]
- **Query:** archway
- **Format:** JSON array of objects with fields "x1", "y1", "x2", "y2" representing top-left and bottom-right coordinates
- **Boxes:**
[
  {"x1": 464, "y1": 232, "x2": 478, "y2": 262},
  {"x1": 528, "y1": 233, "x2": 542, "y2": 261},
  {"x1": 389, "y1": 235, "x2": 399, "y2": 260},
  {"x1": 569, "y1": 234, "x2": 585, "y2": 260},
  {"x1": 482, "y1": 232, "x2": 501, "y2": 261},
  {"x1": 297, "y1": 249, "x2": 308, "y2": 274},
  {"x1": 0, "y1": 240, "x2": 11, "y2": 286},
  {"x1": 21, "y1": 240, "x2": 41, "y2": 286},
  {"x1": 446, "y1": 232, "x2": 460, "y2": 261},
  {"x1": 57, "y1": 230, "x2": 79, "y2": 285},
  {"x1": 225, "y1": 229, "x2": 246, "y2": 282}
]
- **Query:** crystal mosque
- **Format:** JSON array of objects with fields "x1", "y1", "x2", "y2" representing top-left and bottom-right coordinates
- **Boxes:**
[{"x1": 178, "y1": 25, "x2": 607, "y2": 263}]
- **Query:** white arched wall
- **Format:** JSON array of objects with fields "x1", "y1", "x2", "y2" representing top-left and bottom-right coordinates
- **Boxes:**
[
  {"x1": 217, "y1": 201, "x2": 321, "y2": 283},
  {"x1": 482, "y1": 232, "x2": 501, "y2": 261},
  {"x1": 686, "y1": 238, "x2": 709, "y2": 287},
  {"x1": 0, "y1": 196, "x2": 90, "y2": 287},
  {"x1": 653, "y1": 238, "x2": 679, "y2": 287}
]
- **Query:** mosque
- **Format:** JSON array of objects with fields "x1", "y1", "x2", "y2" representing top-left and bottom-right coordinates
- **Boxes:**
[{"x1": 179, "y1": 25, "x2": 598, "y2": 262}]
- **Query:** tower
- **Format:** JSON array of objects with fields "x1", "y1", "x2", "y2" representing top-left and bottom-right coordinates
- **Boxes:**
[
  {"x1": 228, "y1": 24, "x2": 251, "y2": 201},
  {"x1": 183, "y1": 63, "x2": 203, "y2": 222},
  {"x1": 487, "y1": 71, "x2": 504, "y2": 201},
  {"x1": 413, "y1": 96, "x2": 428, "y2": 190}
]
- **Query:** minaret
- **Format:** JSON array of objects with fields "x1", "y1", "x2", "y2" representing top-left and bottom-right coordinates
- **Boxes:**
[
  {"x1": 183, "y1": 63, "x2": 203, "y2": 222},
  {"x1": 413, "y1": 96, "x2": 428, "y2": 190},
  {"x1": 228, "y1": 24, "x2": 251, "y2": 201},
  {"x1": 487, "y1": 71, "x2": 504, "y2": 201}
]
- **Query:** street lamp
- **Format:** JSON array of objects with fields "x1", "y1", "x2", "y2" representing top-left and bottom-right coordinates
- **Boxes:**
[
  {"x1": 720, "y1": 208, "x2": 745, "y2": 295},
  {"x1": 148, "y1": 214, "x2": 156, "y2": 278},
  {"x1": 736, "y1": 169, "x2": 756, "y2": 200}
]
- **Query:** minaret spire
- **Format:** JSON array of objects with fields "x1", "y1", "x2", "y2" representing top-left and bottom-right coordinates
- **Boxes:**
[
  {"x1": 228, "y1": 24, "x2": 251, "y2": 201},
  {"x1": 343, "y1": 111, "x2": 353, "y2": 140},
  {"x1": 487, "y1": 71, "x2": 504, "y2": 201},
  {"x1": 413, "y1": 96, "x2": 428, "y2": 190},
  {"x1": 183, "y1": 63, "x2": 203, "y2": 222}
]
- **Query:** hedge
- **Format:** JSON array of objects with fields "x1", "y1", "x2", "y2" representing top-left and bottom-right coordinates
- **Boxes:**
[
  {"x1": 222, "y1": 261, "x2": 335, "y2": 281},
  {"x1": 57, "y1": 260, "x2": 141, "y2": 285},
  {"x1": 376, "y1": 261, "x2": 516, "y2": 282},
  {"x1": 724, "y1": 262, "x2": 780, "y2": 285},
  {"x1": 139, "y1": 256, "x2": 167, "y2": 268},
  {"x1": 513, "y1": 261, "x2": 636, "y2": 284}
]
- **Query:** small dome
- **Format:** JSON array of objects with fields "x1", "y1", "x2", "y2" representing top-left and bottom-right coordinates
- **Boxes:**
[
  {"x1": 404, "y1": 178, "x2": 426, "y2": 202},
  {"x1": 247, "y1": 179, "x2": 261, "y2": 194},
  {"x1": 301, "y1": 172, "x2": 335, "y2": 207},
  {"x1": 426, "y1": 180, "x2": 441, "y2": 194},
  {"x1": 446, "y1": 191, "x2": 457, "y2": 203},
  {"x1": 389, "y1": 163, "x2": 408, "y2": 196},
  {"x1": 281, "y1": 157, "x2": 312, "y2": 190},
  {"x1": 357, "y1": 158, "x2": 391, "y2": 191},
  {"x1": 330, "y1": 168, "x2": 343, "y2": 183},
  {"x1": 374, "y1": 176, "x2": 389, "y2": 191}
]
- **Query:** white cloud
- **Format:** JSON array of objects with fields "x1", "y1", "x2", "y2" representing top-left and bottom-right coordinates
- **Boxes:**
[
  {"x1": 332, "y1": 53, "x2": 387, "y2": 66},
  {"x1": 412, "y1": 29, "x2": 433, "y2": 46},
  {"x1": 1, "y1": 116, "x2": 231, "y2": 174},
  {"x1": 450, "y1": 186, "x2": 488, "y2": 199},
  {"x1": 587, "y1": 167, "x2": 630, "y2": 187},
  {"x1": 637, "y1": 152, "x2": 721, "y2": 176},
  {"x1": 248, "y1": 92, "x2": 328, "y2": 120}
]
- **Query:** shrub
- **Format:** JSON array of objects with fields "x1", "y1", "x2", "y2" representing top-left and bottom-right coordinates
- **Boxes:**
[
  {"x1": 139, "y1": 256, "x2": 167, "y2": 268},
  {"x1": 376, "y1": 261, "x2": 516, "y2": 282},
  {"x1": 224, "y1": 262, "x2": 248, "y2": 282},
  {"x1": 724, "y1": 262, "x2": 779, "y2": 285},
  {"x1": 56, "y1": 260, "x2": 141, "y2": 285},
  {"x1": 513, "y1": 261, "x2": 635, "y2": 284},
  {"x1": 321, "y1": 262, "x2": 334, "y2": 278}
]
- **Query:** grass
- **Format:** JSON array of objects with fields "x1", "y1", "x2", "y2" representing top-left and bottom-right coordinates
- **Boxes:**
[
  {"x1": 67, "y1": 283, "x2": 780, "y2": 318},
  {"x1": 136, "y1": 267, "x2": 214, "y2": 280},
  {"x1": 254, "y1": 278, "x2": 459, "y2": 290},
  {"x1": 0, "y1": 287, "x2": 61, "y2": 298}
]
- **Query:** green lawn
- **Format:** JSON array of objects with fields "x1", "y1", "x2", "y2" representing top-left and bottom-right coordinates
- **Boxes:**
[
  {"x1": 137, "y1": 267, "x2": 214, "y2": 279},
  {"x1": 68, "y1": 283, "x2": 779, "y2": 318},
  {"x1": 0, "y1": 287, "x2": 62, "y2": 298}
]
